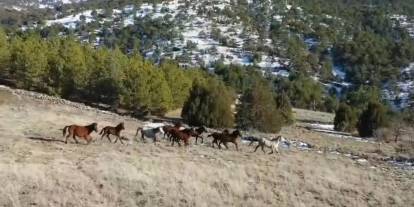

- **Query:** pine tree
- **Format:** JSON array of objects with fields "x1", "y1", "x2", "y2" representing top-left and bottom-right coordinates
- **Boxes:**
[
  {"x1": 236, "y1": 78, "x2": 289, "y2": 133},
  {"x1": 182, "y1": 79, "x2": 234, "y2": 128},
  {"x1": 357, "y1": 101, "x2": 388, "y2": 137},
  {"x1": 0, "y1": 29, "x2": 10, "y2": 75},
  {"x1": 9, "y1": 35, "x2": 48, "y2": 90},
  {"x1": 334, "y1": 103, "x2": 357, "y2": 132},
  {"x1": 160, "y1": 60, "x2": 192, "y2": 109}
]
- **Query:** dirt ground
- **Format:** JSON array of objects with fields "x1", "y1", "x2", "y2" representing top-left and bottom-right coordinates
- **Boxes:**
[{"x1": 0, "y1": 86, "x2": 413, "y2": 207}]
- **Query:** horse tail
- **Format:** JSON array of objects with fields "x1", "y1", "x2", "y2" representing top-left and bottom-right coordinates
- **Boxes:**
[
  {"x1": 207, "y1": 134, "x2": 213, "y2": 138},
  {"x1": 62, "y1": 126, "x2": 70, "y2": 136},
  {"x1": 99, "y1": 127, "x2": 105, "y2": 135}
]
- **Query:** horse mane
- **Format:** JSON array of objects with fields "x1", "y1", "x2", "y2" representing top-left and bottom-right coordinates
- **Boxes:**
[
  {"x1": 115, "y1": 122, "x2": 124, "y2": 130},
  {"x1": 85, "y1": 123, "x2": 97, "y2": 133},
  {"x1": 271, "y1": 135, "x2": 283, "y2": 142}
]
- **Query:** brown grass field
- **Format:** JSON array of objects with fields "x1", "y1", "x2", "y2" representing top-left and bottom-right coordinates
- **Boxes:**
[{"x1": 0, "y1": 86, "x2": 413, "y2": 207}]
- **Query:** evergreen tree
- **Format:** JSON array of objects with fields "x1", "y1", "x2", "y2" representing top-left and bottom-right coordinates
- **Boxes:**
[
  {"x1": 357, "y1": 101, "x2": 388, "y2": 137},
  {"x1": 334, "y1": 103, "x2": 357, "y2": 132},
  {"x1": 236, "y1": 78, "x2": 290, "y2": 133},
  {"x1": 182, "y1": 79, "x2": 234, "y2": 128},
  {"x1": 9, "y1": 35, "x2": 48, "y2": 91},
  {"x1": 0, "y1": 29, "x2": 9, "y2": 74},
  {"x1": 160, "y1": 60, "x2": 192, "y2": 109}
]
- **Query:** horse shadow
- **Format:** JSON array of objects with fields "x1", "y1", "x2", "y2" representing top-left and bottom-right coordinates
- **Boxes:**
[{"x1": 27, "y1": 136, "x2": 65, "y2": 143}]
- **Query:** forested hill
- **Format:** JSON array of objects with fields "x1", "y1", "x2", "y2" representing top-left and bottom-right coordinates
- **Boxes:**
[{"x1": 0, "y1": 0, "x2": 414, "y2": 112}]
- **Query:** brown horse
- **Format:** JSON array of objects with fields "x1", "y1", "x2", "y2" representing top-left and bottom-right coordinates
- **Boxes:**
[
  {"x1": 99, "y1": 122, "x2": 125, "y2": 144},
  {"x1": 63, "y1": 123, "x2": 98, "y2": 144},
  {"x1": 208, "y1": 130, "x2": 242, "y2": 151},
  {"x1": 192, "y1": 126, "x2": 208, "y2": 144},
  {"x1": 169, "y1": 128, "x2": 195, "y2": 146},
  {"x1": 162, "y1": 122, "x2": 182, "y2": 140}
]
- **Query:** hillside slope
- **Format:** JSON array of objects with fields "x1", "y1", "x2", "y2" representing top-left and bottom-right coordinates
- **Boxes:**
[{"x1": 0, "y1": 86, "x2": 413, "y2": 207}]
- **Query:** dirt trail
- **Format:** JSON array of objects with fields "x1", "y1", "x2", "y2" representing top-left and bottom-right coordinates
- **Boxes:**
[{"x1": 0, "y1": 86, "x2": 413, "y2": 207}]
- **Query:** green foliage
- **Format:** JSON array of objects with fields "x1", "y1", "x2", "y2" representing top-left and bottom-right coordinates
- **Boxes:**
[
  {"x1": 236, "y1": 78, "x2": 292, "y2": 133},
  {"x1": 181, "y1": 79, "x2": 234, "y2": 128},
  {"x1": 323, "y1": 95, "x2": 339, "y2": 113},
  {"x1": 334, "y1": 103, "x2": 357, "y2": 132},
  {"x1": 9, "y1": 35, "x2": 48, "y2": 90},
  {"x1": 345, "y1": 85, "x2": 382, "y2": 114},
  {"x1": 357, "y1": 101, "x2": 389, "y2": 137},
  {"x1": 334, "y1": 31, "x2": 401, "y2": 85},
  {"x1": 0, "y1": 32, "x2": 196, "y2": 116},
  {"x1": 160, "y1": 60, "x2": 192, "y2": 109},
  {"x1": 0, "y1": 29, "x2": 9, "y2": 73},
  {"x1": 213, "y1": 63, "x2": 261, "y2": 93},
  {"x1": 287, "y1": 74, "x2": 323, "y2": 110},
  {"x1": 275, "y1": 92, "x2": 295, "y2": 125}
]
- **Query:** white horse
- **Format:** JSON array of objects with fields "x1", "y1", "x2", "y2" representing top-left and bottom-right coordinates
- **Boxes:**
[
  {"x1": 253, "y1": 135, "x2": 288, "y2": 155},
  {"x1": 135, "y1": 127, "x2": 164, "y2": 143}
]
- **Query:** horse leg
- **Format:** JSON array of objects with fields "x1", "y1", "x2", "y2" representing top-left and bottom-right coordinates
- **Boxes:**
[
  {"x1": 249, "y1": 140, "x2": 254, "y2": 146},
  {"x1": 223, "y1": 142, "x2": 229, "y2": 150},
  {"x1": 117, "y1": 136, "x2": 124, "y2": 144},
  {"x1": 234, "y1": 142, "x2": 238, "y2": 151},
  {"x1": 86, "y1": 135, "x2": 93, "y2": 145},
  {"x1": 141, "y1": 133, "x2": 146, "y2": 143},
  {"x1": 72, "y1": 134, "x2": 79, "y2": 144},
  {"x1": 254, "y1": 144, "x2": 260, "y2": 152},
  {"x1": 65, "y1": 133, "x2": 71, "y2": 144},
  {"x1": 106, "y1": 134, "x2": 112, "y2": 143},
  {"x1": 269, "y1": 148, "x2": 274, "y2": 154},
  {"x1": 261, "y1": 144, "x2": 266, "y2": 153},
  {"x1": 217, "y1": 141, "x2": 222, "y2": 149}
]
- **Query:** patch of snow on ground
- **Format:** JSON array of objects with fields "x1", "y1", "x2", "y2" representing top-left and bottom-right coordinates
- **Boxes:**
[{"x1": 46, "y1": 10, "x2": 98, "y2": 29}]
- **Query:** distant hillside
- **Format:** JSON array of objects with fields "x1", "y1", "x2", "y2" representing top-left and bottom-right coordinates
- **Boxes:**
[{"x1": 0, "y1": 0, "x2": 414, "y2": 110}]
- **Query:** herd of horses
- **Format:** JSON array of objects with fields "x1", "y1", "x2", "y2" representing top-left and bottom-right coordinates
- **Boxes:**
[{"x1": 62, "y1": 122, "x2": 286, "y2": 154}]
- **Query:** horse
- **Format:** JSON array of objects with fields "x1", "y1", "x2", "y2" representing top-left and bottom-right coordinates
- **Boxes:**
[
  {"x1": 243, "y1": 136, "x2": 261, "y2": 146},
  {"x1": 208, "y1": 130, "x2": 242, "y2": 151},
  {"x1": 135, "y1": 127, "x2": 163, "y2": 143},
  {"x1": 169, "y1": 128, "x2": 194, "y2": 147},
  {"x1": 62, "y1": 123, "x2": 98, "y2": 144},
  {"x1": 162, "y1": 122, "x2": 183, "y2": 140},
  {"x1": 253, "y1": 135, "x2": 287, "y2": 155},
  {"x1": 193, "y1": 126, "x2": 208, "y2": 144},
  {"x1": 99, "y1": 122, "x2": 125, "y2": 144}
]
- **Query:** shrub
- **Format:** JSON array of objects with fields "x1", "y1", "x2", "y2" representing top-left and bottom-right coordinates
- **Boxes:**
[
  {"x1": 236, "y1": 79, "x2": 292, "y2": 133},
  {"x1": 334, "y1": 103, "x2": 358, "y2": 132},
  {"x1": 357, "y1": 101, "x2": 388, "y2": 137},
  {"x1": 181, "y1": 79, "x2": 234, "y2": 128}
]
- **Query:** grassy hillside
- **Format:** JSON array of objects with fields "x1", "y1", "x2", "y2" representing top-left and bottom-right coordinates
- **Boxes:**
[{"x1": 0, "y1": 86, "x2": 413, "y2": 207}]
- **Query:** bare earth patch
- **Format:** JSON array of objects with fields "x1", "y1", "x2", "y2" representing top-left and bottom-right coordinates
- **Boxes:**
[{"x1": 0, "y1": 86, "x2": 413, "y2": 207}]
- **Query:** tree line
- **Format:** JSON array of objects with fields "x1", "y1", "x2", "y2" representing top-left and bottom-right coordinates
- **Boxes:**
[{"x1": 0, "y1": 29, "x2": 293, "y2": 133}]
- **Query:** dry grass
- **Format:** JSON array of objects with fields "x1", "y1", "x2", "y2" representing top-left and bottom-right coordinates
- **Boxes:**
[
  {"x1": 293, "y1": 108, "x2": 334, "y2": 124},
  {"x1": 0, "y1": 87, "x2": 413, "y2": 207}
]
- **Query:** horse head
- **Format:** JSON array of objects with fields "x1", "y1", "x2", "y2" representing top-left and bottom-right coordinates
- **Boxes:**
[
  {"x1": 118, "y1": 122, "x2": 125, "y2": 130},
  {"x1": 198, "y1": 126, "x2": 208, "y2": 133},
  {"x1": 232, "y1": 130, "x2": 242, "y2": 137},
  {"x1": 92, "y1": 123, "x2": 98, "y2": 132}
]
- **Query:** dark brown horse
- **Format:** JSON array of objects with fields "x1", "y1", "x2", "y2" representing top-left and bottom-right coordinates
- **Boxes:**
[
  {"x1": 208, "y1": 130, "x2": 242, "y2": 151},
  {"x1": 162, "y1": 122, "x2": 182, "y2": 140},
  {"x1": 169, "y1": 128, "x2": 195, "y2": 146},
  {"x1": 99, "y1": 122, "x2": 125, "y2": 144},
  {"x1": 63, "y1": 123, "x2": 98, "y2": 144},
  {"x1": 193, "y1": 126, "x2": 208, "y2": 144}
]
